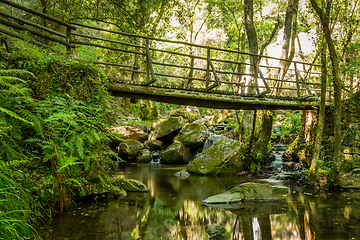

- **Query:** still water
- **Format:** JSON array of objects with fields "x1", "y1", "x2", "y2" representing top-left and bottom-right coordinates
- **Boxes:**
[{"x1": 39, "y1": 163, "x2": 360, "y2": 240}]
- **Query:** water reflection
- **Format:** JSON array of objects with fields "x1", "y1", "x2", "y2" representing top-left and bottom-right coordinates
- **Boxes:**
[{"x1": 39, "y1": 163, "x2": 360, "y2": 240}]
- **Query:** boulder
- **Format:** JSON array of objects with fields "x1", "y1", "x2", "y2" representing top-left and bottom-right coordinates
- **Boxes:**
[
  {"x1": 201, "y1": 182, "x2": 289, "y2": 204},
  {"x1": 186, "y1": 138, "x2": 246, "y2": 175},
  {"x1": 151, "y1": 116, "x2": 186, "y2": 140},
  {"x1": 174, "y1": 122, "x2": 209, "y2": 150},
  {"x1": 118, "y1": 139, "x2": 147, "y2": 162},
  {"x1": 145, "y1": 139, "x2": 163, "y2": 151},
  {"x1": 109, "y1": 126, "x2": 148, "y2": 144},
  {"x1": 137, "y1": 149, "x2": 152, "y2": 163},
  {"x1": 113, "y1": 177, "x2": 149, "y2": 192},
  {"x1": 202, "y1": 135, "x2": 223, "y2": 151},
  {"x1": 161, "y1": 141, "x2": 191, "y2": 164},
  {"x1": 169, "y1": 109, "x2": 193, "y2": 122}
]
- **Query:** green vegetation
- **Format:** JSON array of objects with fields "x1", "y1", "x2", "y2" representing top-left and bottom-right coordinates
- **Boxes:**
[{"x1": 0, "y1": 40, "x2": 121, "y2": 238}]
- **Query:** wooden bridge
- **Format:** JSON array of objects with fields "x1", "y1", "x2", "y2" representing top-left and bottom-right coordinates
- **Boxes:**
[{"x1": 0, "y1": 0, "x2": 329, "y2": 110}]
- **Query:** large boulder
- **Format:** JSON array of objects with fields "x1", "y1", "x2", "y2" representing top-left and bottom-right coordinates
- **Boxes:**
[
  {"x1": 144, "y1": 139, "x2": 163, "y2": 151},
  {"x1": 161, "y1": 141, "x2": 191, "y2": 164},
  {"x1": 170, "y1": 108, "x2": 197, "y2": 123},
  {"x1": 118, "y1": 139, "x2": 148, "y2": 162},
  {"x1": 174, "y1": 122, "x2": 209, "y2": 150},
  {"x1": 186, "y1": 138, "x2": 246, "y2": 175},
  {"x1": 109, "y1": 126, "x2": 148, "y2": 146},
  {"x1": 150, "y1": 116, "x2": 186, "y2": 140},
  {"x1": 201, "y1": 182, "x2": 289, "y2": 204}
]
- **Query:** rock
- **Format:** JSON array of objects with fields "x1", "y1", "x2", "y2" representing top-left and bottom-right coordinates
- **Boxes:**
[
  {"x1": 186, "y1": 138, "x2": 246, "y2": 175},
  {"x1": 137, "y1": 149, "x2": 152, "y2": 163},
  {"x1": 283, "y1": 139, "x2": 299, "y2": 162},
  {"x1": 118, "y1": 139, "x2": 147, "y2": 162},
  {"x1": 161, "y1": 142, "x2": 191, "y2": 164},
  {"x1": 174, "y1": 122, "x2": 209, "y2": 150},
  {"x1": 201, "y1": 182, "x2": 289, "y2": 204},
  {"x1": 282, "y1": 161, "x2": 298, "y2": 171},
  {"x1": 174, "y1": 170, "x2": 190, "y2": 178},
  {"x1": 145, "y1": 139, "x2": 163, "y2": 151},
  {"x1": 169, "y1": 109, "x2": 193, "y2": 122},
  {"x1": 113, "y1": 177, "x2": 149, "y2": 192},
  {"x1": 151, "y1": 116, "x2": 186, "y2": 140},
  {"x1": 109, "y1": 126, "x2": 148, "y2": 145},
  {"x1": 202, "y1": 135, "x2": 223, "y2": 151},
  {"x1": 205, "y1": 224, "x2": 226, "y2": 240}
]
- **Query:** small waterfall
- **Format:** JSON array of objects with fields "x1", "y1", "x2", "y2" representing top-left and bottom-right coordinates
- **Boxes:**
[
  {"x1": 271, "y1": 154, "x2": 283, "y2": 171},
  {"x1": 150, "y1": 152, "x2": 161, "y2": 164}
]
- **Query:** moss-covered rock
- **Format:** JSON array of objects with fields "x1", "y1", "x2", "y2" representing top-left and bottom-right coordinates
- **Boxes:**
[
  {"x1": 137, "y1": 149, "x2": 152, "y2": 163},
  {"x1": 145, "y1": 139, "x2": 162, "y2": 151},
  {"x1": 112, "y1": 177, "x2": 149, "y2": 192},
  {"x1": 174, "y1": 122, "x2": 209, "y2": 150},
  {"x1": 161, "y1": 141, "x2": 190, "y2": 164},
  {"x1": 118, "y1": 139, "x2": 148, "y2": 162},
  {"x1": 186, "y1": 138, "x2": 246, "y2": 175},
  {"x1": 151, "y1": 116, "x2": 186, "y2": 140},
  {"x1": 170, "y1": 109, "x2": 193, "y2": 122},
  {"x1": 201, "y1": 182, "x2": 289, "y2": 204}
]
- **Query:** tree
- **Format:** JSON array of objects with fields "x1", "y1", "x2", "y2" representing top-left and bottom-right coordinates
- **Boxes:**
[{"x1": 310, "y1": 0, "x2": 342, "y2": 188}]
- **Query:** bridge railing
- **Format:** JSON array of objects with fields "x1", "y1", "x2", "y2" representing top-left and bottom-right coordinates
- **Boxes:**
[{"x1": 0, "y1": 0, "x2": 326, "y2": 99}]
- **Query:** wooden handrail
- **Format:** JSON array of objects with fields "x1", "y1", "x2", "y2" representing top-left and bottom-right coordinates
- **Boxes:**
[{"x1": 0, "y1": 0, "x2": 76, "y2": 30}]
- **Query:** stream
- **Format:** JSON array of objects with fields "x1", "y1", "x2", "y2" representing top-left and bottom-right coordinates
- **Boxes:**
[{"x1": 38, "y1": 163, "x2": 360, "y2": 240}]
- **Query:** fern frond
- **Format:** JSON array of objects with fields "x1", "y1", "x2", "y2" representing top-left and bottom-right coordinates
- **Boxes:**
[
  {"x1": 0, "y1": 69, "x2": 36, "y2": 80},
  {"x1": 17, "y1": 109, "x2": 43, "y2": 137},
  {"x1": 0, "y1": 107, "x2": 33, "y2": 126}
]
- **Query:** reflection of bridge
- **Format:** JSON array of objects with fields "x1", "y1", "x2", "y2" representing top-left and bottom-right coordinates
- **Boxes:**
[{"x1": 0, "y1": 0, "x2": 327, "y2": 110}]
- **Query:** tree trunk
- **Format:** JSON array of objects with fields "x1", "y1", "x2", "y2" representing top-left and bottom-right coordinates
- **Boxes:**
[
  {"x1": 309, "y1": 38, "x2": 327, "y2": 182},
  {"x1": 310, "y1": 0, "x2": 342, "y2": 188}
]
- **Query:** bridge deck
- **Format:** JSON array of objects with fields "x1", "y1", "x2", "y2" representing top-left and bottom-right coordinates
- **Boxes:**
[{"x1": 110, "y1": 81, "x2": 321, "y2": 110}]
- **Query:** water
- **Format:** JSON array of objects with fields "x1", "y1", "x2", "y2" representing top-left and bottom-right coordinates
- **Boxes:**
[{"x1": 38, "y1": 164, "x2": 360, "y2": 240}]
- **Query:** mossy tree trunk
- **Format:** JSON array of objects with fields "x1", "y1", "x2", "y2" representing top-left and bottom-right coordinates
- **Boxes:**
[
  {"x1": 254, "y1": 110, "x2": 274, "y2": 160},
  {"x1": 309, "y1": 38, "x2": 327, "y2": 182},
  {"x1": 310, "y1": 0, "x2": 342, "y2": 188}
]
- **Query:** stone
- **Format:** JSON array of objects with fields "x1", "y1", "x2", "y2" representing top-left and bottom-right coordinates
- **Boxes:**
[
  {"x1": 201, "y1": 182, "x2": 289, "y2": 204},
  {"x1": 202, "y1": 135, "x2": 223, "y2": 151},
  {"x1": 113, "y1": 177, "x2": 149, "y2": 192},
  {"x1": 137, "y1": 149, "x2": 152, "y2": 163},
  {"x1": 174, "y1": 170, "x2": 190, "y2": 178},
  {"x1": 170, "y1": 108, "x2": 192, "y2": 122},
  {"x1": 118, "y1": 139, "x2": 147, "y2": 162},
  {"x1": 186, "y1": 138, "x2": 246, "y2": 175},
  {"x1": 109, "y1": 126, "x2": 148, "y2": 144},
  {"x1": 174, "y1": 122, "x2": 209, "y2": 150},
  {"x1": 151, "y1": 116, "x2": 186, "y2": 140},
  {"x1": 161, "y1": 142, "x2": 190, "y2": 164},
  {"x1": 145, "y1": 139, "x2": 163, "y2": 151}
]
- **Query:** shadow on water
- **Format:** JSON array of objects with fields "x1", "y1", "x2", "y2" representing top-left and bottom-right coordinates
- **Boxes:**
[{"x1": 38, "y1": 163, "x2": 360, "y2": 240}]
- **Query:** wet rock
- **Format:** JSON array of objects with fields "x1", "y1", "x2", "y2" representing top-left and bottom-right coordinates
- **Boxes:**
[
  {"x1": 137, "y1": 149, "x2": 152, "y2": 163},
  {"x1": 205, "y1": 224, "x2": 226, "y2": 240},
  {"x1": 282, "y1": 161, "x2": 298, "y2": 171},
  {"x1": 151, "y1": 116, "x2": 186, "y2": 140},
  {"x1": 174, "y1": 122, "x2": 209, "y2": 150},
  {"x1": 201, "y1": 182, "x2": 289, "y2": 204},
  {"x1": 113, "y1": 177, "x2": 149, "y2": 192},
  {"x1": 161, "y1": 141, "x2": 191, "y2": 164},
  {"x1": 118, "y1": 139, "x2": 148, "y2": 162},
  {"x1": 145, "y1": 139, "x2": 163, "y2": 151},
  {"x1": 186, "y1": 138, "x2": 246, "y2": 175},
  {"x1": 174, "y1": 170, "x2": 191, "y2": 178}
]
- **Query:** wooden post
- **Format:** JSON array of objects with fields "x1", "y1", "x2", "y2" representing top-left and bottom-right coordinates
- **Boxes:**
[
  {"x1": 252, "y1": 55, "x2": 260, "y2": 95},
  {"x1": 295, "y1": 63, "x2": 300, "y2": 97},
  {"x1": 187, "y1": 54, "x2": 194, "y2": 87},
  {"x1": 145, "y1": 38, "x2": 156, "y2": 85},
  {"x1": 206, "y1": 47, "x2": 210, "y2": 88},
  {"x1": 66, "y1": 27, "x2": 73, "y2": 56}
]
